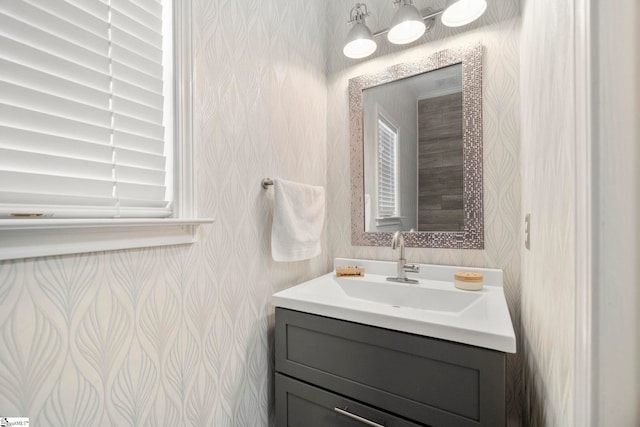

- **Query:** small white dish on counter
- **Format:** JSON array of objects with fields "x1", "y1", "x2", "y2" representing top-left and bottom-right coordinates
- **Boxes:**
[{"x1": 272, "y1": 258, "x2": 516, "y2": 353}]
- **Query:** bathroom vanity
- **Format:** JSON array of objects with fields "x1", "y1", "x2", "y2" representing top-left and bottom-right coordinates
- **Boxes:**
[{"x1": 273, "y1": 258, "x2": 516, "y2": 427}]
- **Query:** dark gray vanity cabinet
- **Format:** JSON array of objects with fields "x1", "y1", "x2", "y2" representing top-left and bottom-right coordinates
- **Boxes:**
[{"x1": 275, "y1": 308, "x2": 506, "y2": 427}]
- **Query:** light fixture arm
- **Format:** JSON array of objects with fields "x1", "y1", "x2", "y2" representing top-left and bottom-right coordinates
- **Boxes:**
[{"x1": 371, "y1": 8, "x2": 442, "y2": 37}]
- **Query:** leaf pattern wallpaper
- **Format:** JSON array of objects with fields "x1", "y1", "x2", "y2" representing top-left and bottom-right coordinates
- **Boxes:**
[
  {"x1": 0, "y1": 0, "x2": 572, "y2": 426},
  {"x1": 520, "y1": 0, "x2": 576, "y2": 425},
  {"x1": 0, "y1": 0, "x2": 330, "y2": 425}
]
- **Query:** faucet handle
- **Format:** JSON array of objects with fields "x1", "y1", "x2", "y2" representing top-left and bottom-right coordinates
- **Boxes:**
[{"x1": 403, "y1": 263, "x2": 420, "y2": 273}]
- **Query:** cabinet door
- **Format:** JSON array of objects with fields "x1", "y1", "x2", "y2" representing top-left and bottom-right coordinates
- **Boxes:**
[
  {"x1": 276, "y1": 308, "x2": 506, "y2": 426},
  {"x1": 276, "y1": 374, "x2": 425, "y2": 427}
]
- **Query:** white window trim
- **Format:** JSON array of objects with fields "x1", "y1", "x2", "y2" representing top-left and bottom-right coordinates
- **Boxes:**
[
  {"x1": 374, "y1": 104, "x2": 401, "y2": 219},
  {"x1": 0, "y1": 0, "x2": 213, "y2": 261}
]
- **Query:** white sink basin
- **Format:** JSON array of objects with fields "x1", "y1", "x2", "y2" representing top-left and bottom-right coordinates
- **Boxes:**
[
  {"x1": 337, "y1": 277, "x2": 482, "y2": 313},
  {"x1": 272, "y1": 258, "x2": 516, "y2": 353}
]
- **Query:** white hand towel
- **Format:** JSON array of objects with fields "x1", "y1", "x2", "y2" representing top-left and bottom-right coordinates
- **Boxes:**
[{"x1": 271, "y1": 178, "x2": 325, "y2": 262}]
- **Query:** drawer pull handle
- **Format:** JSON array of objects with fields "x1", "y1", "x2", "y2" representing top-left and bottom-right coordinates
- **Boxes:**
[{"x1": 334, "y1": 407, "x2": 385, "y2": 427}]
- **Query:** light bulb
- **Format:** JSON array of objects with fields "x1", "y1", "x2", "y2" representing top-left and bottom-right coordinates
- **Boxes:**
[
  {"x1": 441, "y1": 0, "x2": 487, "y2": 27},
  {"x1": 387, "y1": 3, "x2": 426, "y2": 45},
  {"x1": 344, "y1": 22, "x2": 377, "y2": 59}
]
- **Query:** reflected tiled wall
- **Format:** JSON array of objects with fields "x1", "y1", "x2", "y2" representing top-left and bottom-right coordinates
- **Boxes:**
[
  {"x1": 418, "y1": 93, "x2": 465, "y2": 231},
  {"x1": 0, "y1": 1, "x2": 329, "y2": 425},
  {"x1": 325, "y1": 0, "x2": 523, "y2": 424}
]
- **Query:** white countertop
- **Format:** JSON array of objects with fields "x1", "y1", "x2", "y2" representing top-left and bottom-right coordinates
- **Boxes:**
[{"x1": 272, "y1": 258, "x2": 516, "y2": 353}]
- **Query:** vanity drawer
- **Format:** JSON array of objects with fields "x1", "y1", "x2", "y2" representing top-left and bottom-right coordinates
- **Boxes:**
[
  {"x1": 276, "y1": 373, "x2": 423, "y2": 427},
  {"x1": 275, "y1": 308, "x2": 505, "y2": 427}
]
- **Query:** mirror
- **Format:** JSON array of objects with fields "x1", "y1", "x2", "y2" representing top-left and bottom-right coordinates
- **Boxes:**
[
  {"x1": 349, "y1": 43, "x2": 483, "y2": 248},
  {"x1": 363, "y1": 63, "x2": 463, "y2": 233}
]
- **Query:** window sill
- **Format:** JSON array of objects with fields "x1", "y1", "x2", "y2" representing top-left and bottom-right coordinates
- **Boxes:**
[
  {"x1": 375, "y1": 216, "x2": 404, "y2": 226},
  {"x1": 0, "y1": 218, "x2": 214, "y2": 261}
]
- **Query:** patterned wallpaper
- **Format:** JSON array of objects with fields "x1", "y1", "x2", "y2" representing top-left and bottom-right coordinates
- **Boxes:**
[
  {"x1": 0, "y1": 0, "x2": 329, "y2": 425},
  {"x1": 325, "y1": 0, "x2": 523, "y2": 424},
  {"x1": 0, "y1": 1, "x2": 574, "y2": 426},
  {"x1": 520, "y1": 0, "x2": 576, "y2": 425}
]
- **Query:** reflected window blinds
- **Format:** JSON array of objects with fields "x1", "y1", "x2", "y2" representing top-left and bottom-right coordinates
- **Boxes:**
[
  {"x1": 0, "y1": 0, "x2": 170, "y2": 219},
  {"x1": 376, "y1": 115, "x2": 398, "y2": 218}
]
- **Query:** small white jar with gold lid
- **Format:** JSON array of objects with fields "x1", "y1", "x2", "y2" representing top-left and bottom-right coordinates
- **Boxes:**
[{"x1": 454, "y1": 271, "x2": 483, "y2": 291}]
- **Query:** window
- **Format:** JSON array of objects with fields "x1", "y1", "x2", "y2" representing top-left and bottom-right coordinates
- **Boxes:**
[
  {"x1": 376, "y1": 114, "x2": 399, "y2": 218},
  {"x1": 0, "y1": 0, "x2": 209, "y2": 261}
]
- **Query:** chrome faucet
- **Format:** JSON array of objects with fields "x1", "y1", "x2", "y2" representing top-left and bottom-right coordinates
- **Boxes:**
[{"x1": 387, "y1": 231, "x2": 420, "y2": 284}]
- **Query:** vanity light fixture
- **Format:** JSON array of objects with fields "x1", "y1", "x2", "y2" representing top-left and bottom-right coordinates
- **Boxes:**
[
  {"x1": 441, "y1": 0, "x2": 488, "y2": 27},
  {"x1": 344, "y1": 0, "x2": 487, "y2": 59},
  {"x1": 343, "y1": 3, "x2": 378, "y2": 59},
  {"x1": 387, "y1": 0, "x2": 426, "y2": 45}
]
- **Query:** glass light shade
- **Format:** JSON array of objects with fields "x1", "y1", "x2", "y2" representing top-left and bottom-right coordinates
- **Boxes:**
[
  {"x1": 343, "y1": 22, "x2": 377, "y2": 59},
  {"x1": 387, "y1": 3, "x2": 426, "y2": 45},
  {"x1": 441, "y1": 0, "x2": 487, "y2": 27}
]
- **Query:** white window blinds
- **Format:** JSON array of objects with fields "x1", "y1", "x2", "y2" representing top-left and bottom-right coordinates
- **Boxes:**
[
  {"x1": 0, "y1": 0, "x2": 170, "y2": 219},
  {"x1": 377, "y1": 115, "x2": 398, "y2": 218}
]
